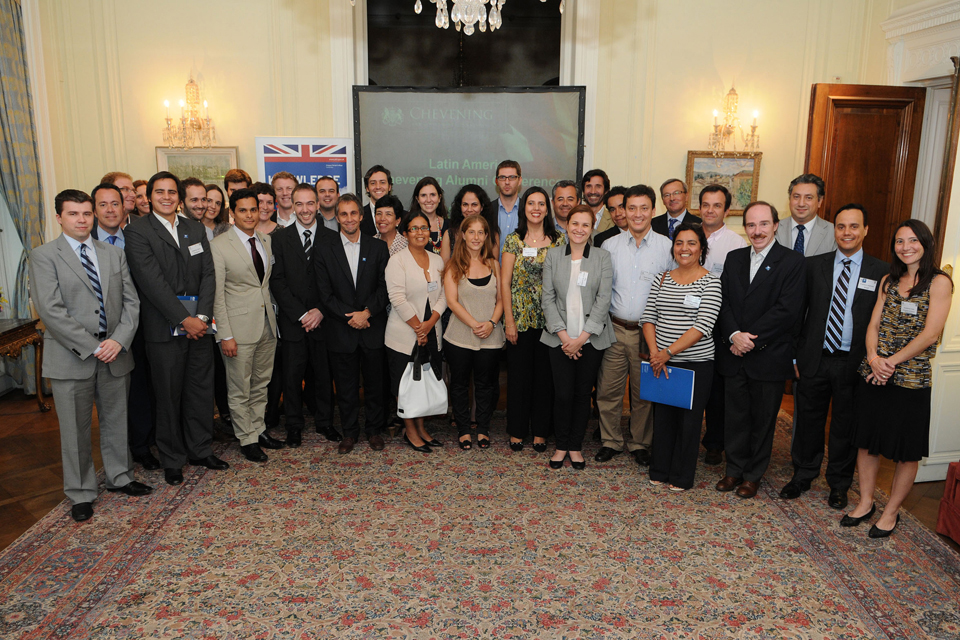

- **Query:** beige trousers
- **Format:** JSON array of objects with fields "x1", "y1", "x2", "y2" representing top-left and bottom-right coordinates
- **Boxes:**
[
  {"x1": 222, "y1": 321, "x2": 277, "y2": 446},
  {"x1": 596, "y1": 322, "x2": 653, "y2": 452}
]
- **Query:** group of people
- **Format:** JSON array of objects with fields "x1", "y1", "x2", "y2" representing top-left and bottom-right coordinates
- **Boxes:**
[{"x1": 32, "y1": 161, "x2": 951, "y2": 541}]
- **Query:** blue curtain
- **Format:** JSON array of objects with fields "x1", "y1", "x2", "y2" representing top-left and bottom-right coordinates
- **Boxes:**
[{"x1": 0, "y1": 0, "x2": 46, "y2": 317}]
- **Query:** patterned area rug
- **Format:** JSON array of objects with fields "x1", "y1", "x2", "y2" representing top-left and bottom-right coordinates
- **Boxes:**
[{"x1": 2, "y1": 411, "x2": 959, "y2": 639}]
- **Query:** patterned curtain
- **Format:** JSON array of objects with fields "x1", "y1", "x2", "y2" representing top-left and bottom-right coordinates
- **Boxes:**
[{"x1": 0, "y1": 0, "x2": 46, "y2": 317}]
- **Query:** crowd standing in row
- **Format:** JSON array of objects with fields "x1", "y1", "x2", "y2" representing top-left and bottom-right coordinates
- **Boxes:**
[{"x1": 31, "y1": 162, "x2": 952, "y2": 542}]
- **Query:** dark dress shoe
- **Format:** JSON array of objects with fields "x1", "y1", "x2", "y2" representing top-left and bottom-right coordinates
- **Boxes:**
[
  {"x1": 828, "y1": 487, "x2": 848, "y2": 510},
  {"x1": 258, "y1": 433, "x2": 284, "y2": 450},
  {"x1": 107, "y1": 481, "x2": 153, "y2": 496},
  {"x1": 316, "y1": 426, "x2": 343, "y2": 442},
  {"x1": 404, "y1": 434, "x2": 432, "y2": 453},
  {"x1": 164, "y1": 468, "x2": 184, "y2": 486},
  {"x1": 71, "y1": 502, "x2": 93, "y2": 522},
  {"x1": 338, "y1": 437, "x2": 356, "y2": 455},
  {"x1": 716, "y1": 476, "x2": 743, "y2": 492},
  {"x1": 532, "y1": 442, "x2": 547, "y2": 453},
  {"x1": 633, "y1": 449, "x2": 652, "y2": 466},
  {"x1": 704, "y1": 449, "x2": 723, "y2": 466},
  {"x1": 594, "y1": 447, "x2": 622, "y2": 462},
  {"x1": 368, "y1": 434, "x2": 386, "y2": 451},
  {"x1": 570, "y1": 459, "x2": 586, "y2": 470},
  {"x1": 286, "y1": 430, "x2": 302, "y2": 448},
  {"x1": 868, "y1": 513, "x2": 900, "y2": 538},
  {"x1": 509, "y1": 441, "x2": 524, "y2": 452},
  {"x1": 549, "y1": 456, "x2": 566, "y2": 469},
  {"x1": 132, "y1": 451, "x2": 161, "y2": 471},
  {"x1": 426, "y1": 439, "x2": 443, "y2": 447},
  {"x1": 778, "y1": 480, "x2": 810, "y2": 500},
  {"x1": 840, "y1": 503, "x2": 876, "y2": 527},
  {"x1": 241, "y1": 443, "x2": 268, "y2": 462},
  {"x1": 188, "y1": 455, "x2": 230, "y2": 470},
  {"x1": 736, "y1": 480, "x2": 760, "y2": 499}
]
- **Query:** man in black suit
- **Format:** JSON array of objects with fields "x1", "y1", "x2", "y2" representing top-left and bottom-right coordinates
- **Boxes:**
[
  {"x1": 780, "y1": 204, "x2": 886, "y2": 509},
  {"x1": 124, "y1": 171, "x2": 229, "y2": 486},
  {"x1": 360, "y1": 165, "x2": 392, "y2": 237},
  {"x1": 715, "y1": 201, "x2": 806, "y2": 499},
  {"x1": 315, "y1": 193, "x2": 390, "y2": 454},
  {"x1": 651, "y1": 178, "x2": 701, "y2": 240},
  {"x1": 594, "y1": 186, "x2": 627, "y2": 248},
  {"x1": 271, "y1": 183, "x2": 342, "y2": 448}
]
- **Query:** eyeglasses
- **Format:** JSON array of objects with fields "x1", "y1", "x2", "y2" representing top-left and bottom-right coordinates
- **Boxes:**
[
  {"x1": 496, "y1": 175, "x2": 520, "y2": 183},
  {"x1": 663, "y1": 190, "x2": 686, "y2": 198},
  {"x1": 120, "y1": 187, "x2": 135, "y2": 194},
  {"x1": 407, "y1": 225, "x2": 430, "y2": 232}
]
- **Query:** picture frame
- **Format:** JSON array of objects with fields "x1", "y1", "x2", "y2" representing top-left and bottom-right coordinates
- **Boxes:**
[
  {"x1": 685, "y1": 151, "x2": 762, "y2": 215},
  {"x1": 156, "y1": 146, "x2": 239, "y2": 184}
]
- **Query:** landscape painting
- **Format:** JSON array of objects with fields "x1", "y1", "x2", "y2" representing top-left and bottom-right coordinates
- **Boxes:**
[{"x1": 686, "y1": 151, "x2": 762, "y2": 215}]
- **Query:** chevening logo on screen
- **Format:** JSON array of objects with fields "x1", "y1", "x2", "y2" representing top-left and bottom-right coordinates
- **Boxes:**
[{"x1": 382, "y1": 107, "x2": 403, "y2": 126}]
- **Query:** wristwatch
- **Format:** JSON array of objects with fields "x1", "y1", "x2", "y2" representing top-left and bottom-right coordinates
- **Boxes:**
[{"x1": 196, "y1": 314, "x2": 209, "y2": 323}]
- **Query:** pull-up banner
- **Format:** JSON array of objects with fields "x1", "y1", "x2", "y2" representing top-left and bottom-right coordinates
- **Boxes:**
[{"x1": 255, "y1": 136, "x2": 354, "y2": 194}]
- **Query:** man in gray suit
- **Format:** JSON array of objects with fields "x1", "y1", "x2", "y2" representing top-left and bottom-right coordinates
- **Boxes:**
[
  {"x1": 30, "y1": 189, "x2": 152, "y2": 522},
  {"x1": 775, "y1": 174, "x2": 837, "y2": 257}
]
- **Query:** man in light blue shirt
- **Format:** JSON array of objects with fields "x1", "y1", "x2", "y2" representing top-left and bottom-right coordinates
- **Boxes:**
[
  {"x1": 595, "y1": 184, "x2": 674, "y2": 466},
  {"x1": 495, "y1": 160, "x2": 522, "y2": 254},
  {"x1": 92, "y1": 183, "x2": 126, "y2": 248}
]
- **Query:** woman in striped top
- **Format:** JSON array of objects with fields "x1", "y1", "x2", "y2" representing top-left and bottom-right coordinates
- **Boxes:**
[{"x1": 641, "y1": 222, "x2": 722, "y2": 491}]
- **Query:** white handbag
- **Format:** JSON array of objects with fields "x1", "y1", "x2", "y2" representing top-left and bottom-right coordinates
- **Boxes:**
[{"x1": 397, "y1": 345, "x2": 448, "y2": 419}]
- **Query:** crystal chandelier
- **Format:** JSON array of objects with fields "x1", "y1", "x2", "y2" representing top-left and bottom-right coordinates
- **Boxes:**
[
  {"x1": 349, "y1": 0, "x2": 564, "y2": 35},
  {"x1": 707, "y1": 87, "x2": 760, "y2": 157},
  {"x1": 161, "y1": 76, "x2": 216, "y2": 150}
]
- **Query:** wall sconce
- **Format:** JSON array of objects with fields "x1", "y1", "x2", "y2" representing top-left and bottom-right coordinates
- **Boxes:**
[
  {"x1": 162, "y1": 76, "x2": 216, "y2": 150},
  {"x1": 708, "y1": 87, "x2": 760, "y2": 157}
]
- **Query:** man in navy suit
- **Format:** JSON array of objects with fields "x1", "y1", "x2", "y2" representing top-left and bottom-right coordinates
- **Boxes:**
[
  {"x1": 315, "y1": 193, "x2": 390, "y2": 454},
  {"x1": 715, "y1": 201, "x2": 806, "y2": 499}
]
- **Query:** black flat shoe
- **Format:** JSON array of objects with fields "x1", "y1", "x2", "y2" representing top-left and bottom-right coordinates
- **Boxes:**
[
  {"x1": 868, "y1": 513, "x2": 900, "y2": 538},
  {"x1": 164, "y1": 468, "x2": 184, "y2": 486},
  {"x1": 840, "y1": 503, "x2": 876, "y2": 527},
  {"x1": 404, "y1": 434, "x2": 432, "y2": 453},
  {"x1": 532, "y1": 442, "x2": 547, "y2": 453},
  {"x1": 71, "y1": 502, "x2": 93, "y2": 522},
  {"x1": 549, "y1": 459, "x2": 564, "y2": 469},
  {"x1": 477, "y1": 437, "x2": 490, "y2": 449},
  {"x1": 570, "y1": 460, "x2": 586, "y2": 470},
  {"x1": 459, "y1": 438, "x2": 472, "y2": 450},
  {"x1": 188, "y1": 455, "x2": 230, "y2": 470},
  {"x1": 107, "y1": 481, "x2": 153, "y2": 496},
  {"x1": 509, "y1": 441, "x2": 524, "y2": 452}
]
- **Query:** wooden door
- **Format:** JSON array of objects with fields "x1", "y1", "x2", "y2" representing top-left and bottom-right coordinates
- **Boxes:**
[{"x1": 805, "y1": 84, "x2": 926, "y2": 262}]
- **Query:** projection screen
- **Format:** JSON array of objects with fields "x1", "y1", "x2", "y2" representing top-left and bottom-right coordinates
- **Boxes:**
[{"x1": 354, "y1": 87, "x2": 585, "y2": 206}]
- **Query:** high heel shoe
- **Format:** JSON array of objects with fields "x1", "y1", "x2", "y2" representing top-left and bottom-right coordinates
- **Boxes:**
[
  {"x1": 868, "y1": 513, "x2": 900, "y2": 538},
  {"x1": 458, "y1": 437, "x2": 472, "y2": 450},
  {"x1": 425, "y1": 439, "x2": 443, "y2": 447},
  {"x1": 403, "y1": 434, "x2": 432, "y2": 453},
  {"x1": 509, "y1": 441, "x2": 524, "y2": 452},
  {"x1": 532, "y1": 442, "x2": 547, "y2": 453},
  {"x1": 840, "y1": 503, "x2": 876, "y2": 527}
]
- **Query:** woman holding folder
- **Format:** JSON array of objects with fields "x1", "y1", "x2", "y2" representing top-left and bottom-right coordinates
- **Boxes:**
[
  {"x1": 641, "y1": 223, "x2": 722, "y2": 490},
  {"x1": 541, "y1": 205, "x2": 615, "y2": 469}
]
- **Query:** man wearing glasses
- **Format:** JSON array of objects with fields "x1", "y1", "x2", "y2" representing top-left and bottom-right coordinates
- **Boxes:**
[
  {"x1": 652, "y1": 178, "x2": 700, "y2": 240},
  {"x1": 494, "y1": 160, "x2": 523, "y2": 254}
]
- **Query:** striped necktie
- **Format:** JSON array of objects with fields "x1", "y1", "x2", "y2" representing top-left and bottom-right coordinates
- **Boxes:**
[
  {"x1": 303, "y1": 229, "x2": 312, "y2": 258},
  {"x1": 80, "y1": 244, "x2": 108, "y2": 335},
  {"x1": 825, "y1": 259, "x2": 851, "y2": 352}
]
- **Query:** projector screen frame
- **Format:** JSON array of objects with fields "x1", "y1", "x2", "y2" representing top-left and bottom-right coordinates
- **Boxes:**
[{"x1": 352, "y1": 85, "x2": 586, "y2": 204}]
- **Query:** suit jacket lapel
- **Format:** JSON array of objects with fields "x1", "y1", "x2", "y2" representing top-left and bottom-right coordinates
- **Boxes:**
[
  {"x1": 229, "y1": 229, "x2": 260, "y2": 283},
  {"x1": 148, "y1": 214, "x2": 183, "y2": 255},
  {"x1": 58, "y1": 235, "x2": 95, "y2": 295},
  {"x1": 94, "y1": 243, "x2": 111, "y2": 303},
  {"x1": 746, "y1": 244, "x2": 782, "y2": 295},
  {"x1": 332, "y1": 236, "x2": 356, "y2": 291}
]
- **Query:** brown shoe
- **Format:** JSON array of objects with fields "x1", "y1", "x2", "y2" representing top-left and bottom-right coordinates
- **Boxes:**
[
  {"x1": 368, "y1": 434, "x2": 385, "y2": 451},
  {"x1": 338, "y1": 437, "x2": 356, "y2": 455},
  {"x1": 716, "y1": 476, "x2": 743, "y2": 492},
  {"x1": 736, "y1": 480, "x2": 759, "y2": 499}
]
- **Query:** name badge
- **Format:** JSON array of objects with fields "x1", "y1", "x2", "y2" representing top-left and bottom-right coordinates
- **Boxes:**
[
  {"x1": 711, "y1": 263, "x2": 724, "y2": 274},
  {"x1": 577, "y1": 271, "x2": 589, "y2": 287},
  {"x1": 522, "y1": 247, "x2": 538, "y2": 258},
  {"x1": 640, "y1": 271, "x2": 655, "y2": 282},
  {"x1": 901, "y1": 301, "x2": 918, "y2": 315},
  {"x1": 427, "y1": 281, "x2": 439, "y2": 292},
  {"x1": 270, "y1": 255, "x2": 276, "y2": 266},
  {"x1": 857, "y1": 277, "x2": 877, "y2": 292},
  {"x1": 188, "y1": 243, "x2": 203, "y2": 256},
  {"x1": 683, "y1": 294, "x2": 702, "y2": 309}
]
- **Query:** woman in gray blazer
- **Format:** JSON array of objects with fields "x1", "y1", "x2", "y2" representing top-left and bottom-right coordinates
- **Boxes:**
[{"x1": 541, "y1": 205, "x2": 615, "y2": 469}]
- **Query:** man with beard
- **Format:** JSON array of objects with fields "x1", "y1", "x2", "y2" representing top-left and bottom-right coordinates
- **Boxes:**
[
  {"x1": 652, "y1": 179, "x2": 700, "y2": 240},
  {"x1": 317, "y1": 176, "x2": 341, "y2": 233},
  {"x1": 361, "y1": 165, "x2": 391, "y2": 237},
  {"x1": 551, "y1": 180, "x2": 579, "y2": 233},
  {"x1": 182, "y1": 178, "x2": 209, "y2": 222},
  {"x1": 715, "y1": 201, "x2": 805, "y2": 499},
  {"x1": 494, "y1": 160, "x2": 523, "y2": 254},
  {"x1": 581, "y1": 169, "x2": 612, "y2": 233}
]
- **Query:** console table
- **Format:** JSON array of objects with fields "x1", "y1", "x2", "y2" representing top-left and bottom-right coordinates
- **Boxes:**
[{"x1": 0, "y1": 319, "x2": 50, "y2": 412}]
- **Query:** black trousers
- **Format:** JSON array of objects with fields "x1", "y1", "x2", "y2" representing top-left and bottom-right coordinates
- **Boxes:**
[
  {"x1": 549, "y1": 344, "x2": 604, "y2": 451},
  {"x1": 791, "y1": 352, "x2": 859, "y2": 489},
  {"x1": 446, "y1": 343, "x2": 501, "y2": 437},
  {"x1": 330, "y1": 345, "x2": 385, "y2": 440},
  {"x1": 212, "y1": 343, "x2": 230, "y2": 420},
  {"x1": 701, "y1": 367, "x2": 725, "y2": 452},
  {"x1": 127, "y1": 325, "x2": 155, "y2": 456},
  {"x1": 651, "y1": 360, "x2": 714, "y2": 489},
  {"x1": 282, "y1": 337, "x2": 333, "y2": 435},
  {"x1": 264, "y1": 341, "x2": 283, "y2": 427},
  {"x1": 146, "y1": 336, "x2": 214, "y2": 468},
  {"x1": 506, "y1": 329, "x2": 554, "y2": 440},
  {"x1": 723, "y1": 369, "x2": 784, "y2": 483}
]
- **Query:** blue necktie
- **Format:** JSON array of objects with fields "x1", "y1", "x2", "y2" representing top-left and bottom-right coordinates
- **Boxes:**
[
  {"x1": 106, "y1": 235, "x2": 117, "y2": 245},
  {"x1": 80, "y1": 244, "x2": 108, "y2": 335},
  {"x1": 825, "y1": 259, "x2": 852, "y2": 352},
  {"x1": 668, "y1": 217, "x2": 678, "y2": 239},
  {"x1": 793, "y1": 224, "x2": 805, "y2": 254}
]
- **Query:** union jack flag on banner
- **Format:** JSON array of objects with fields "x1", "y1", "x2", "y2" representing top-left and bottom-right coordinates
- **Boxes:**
[{"x1": 255, "y1": 137, "x2": 354, "y2": 193}]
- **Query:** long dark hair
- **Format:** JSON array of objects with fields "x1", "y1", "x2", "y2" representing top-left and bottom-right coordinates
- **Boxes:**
[
  {"x1": 516, "y1": 186, "x2": 560, "y2": 243},
  {"x1": 204, "y1": 184, "x2": 228, "y2": 225},
  {"x1": 449, "y1": 184, "x2": 496, "y2": 244},
  {"x1": 885, "y1": 219, "x2": 953, "y2": 296},
  {"x1": 409, "y1": 176, "x2": 448, "y2": 220}
]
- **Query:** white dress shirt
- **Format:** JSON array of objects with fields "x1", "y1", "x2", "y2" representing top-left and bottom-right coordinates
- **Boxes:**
[
  {"x1": 341, "y1": 232, "x2": 362, "y2": 285},
  {"x1": 749, "y1": 241, "x2": 775, "y2": 283},
  {"x1": 277, "y1": 212, "x2": 297, "y2": 228},
  {"x1": 153, "y1": 212, "x2": 180, "y2": 247},
  {"x1": 295, "y1": 220, "x2": 317, "y2": 249},
  {"x1": 703, "y1": 225, "x2": 748, "y2": 275},
  {"x1": 234, "y1": 225, "x2": 266, "y2": 267},
  {"x1": 605, "y1": 229, "x2": 674, "y2": 322}
]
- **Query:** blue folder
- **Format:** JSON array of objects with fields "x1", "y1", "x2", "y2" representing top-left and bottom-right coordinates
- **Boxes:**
[{"x1": 639, "y1": 361, "x2": 695, "y2": 410}]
